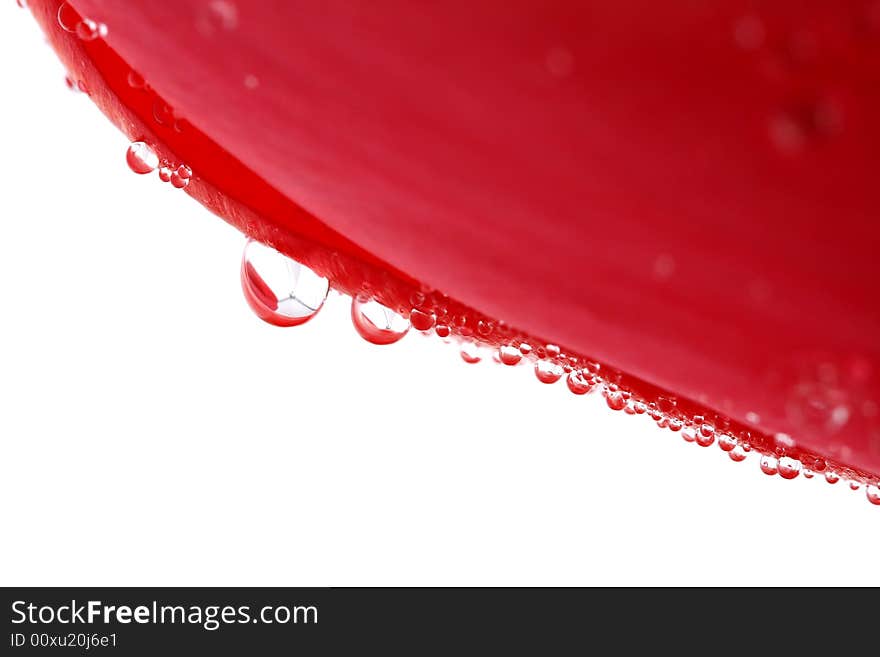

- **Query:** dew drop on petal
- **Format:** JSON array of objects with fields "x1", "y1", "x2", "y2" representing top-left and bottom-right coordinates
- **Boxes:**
[
  {"x1": 498, "y1": 345, "x2": 522, "y2": 366},
  {"x1": 566, "y1": 370, "x2": 593, "y2": 395},
  {"x1": 760, "y1": 455, "x2": 778, "y2": 476},
  {"x1": 728, "y1": 445, "x2": 747, "y2": 462},
  {"x1": 534, "y1": 360, "x2": 563, "y2": 384},
  {"x1": 240, "y1": 239, "x2": 329, "y2": 327},
  {"x1": 409, "y1": 308, "x2": 435, "y2": 331},
  {"x1": 777, "y1": 457, "x2": 801, "y2": 480},
  {"x1": 125, "y1": 141, "x2": 159, "y2": 174},
  {"x1": 351, "y1": 297, "x2": 410, "y2": 345},
  {"x1": 460, "y1": 342, "x2": 482, "y2": 364}
]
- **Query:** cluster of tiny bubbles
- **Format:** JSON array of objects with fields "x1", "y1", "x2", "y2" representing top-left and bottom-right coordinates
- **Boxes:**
[
  {"x1": 351, "y1": 296, "x2": 410, "y2": 345},
  {"x1": 57, "y1": 3, "x2": 107, "y2": 41},
  {"x1": 240, "y1": 239, "x2": 329, "y2": 327},
  {"x1": 460, "y1": 342, "x2": 482, "y2": 364},
  {"x1": 125, "y1": 141, "x2": 159, "y2": 175},
  {"x1": 534, "y1": 360, "x2": 564, "y2": 384}
]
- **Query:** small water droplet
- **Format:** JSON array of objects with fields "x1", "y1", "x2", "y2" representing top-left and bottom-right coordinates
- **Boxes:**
[
  {"x1": 76, "y1": 80, "x2": 89, "y2": 94},
  {"x1": 243, "y1": 74, "x2": 259, "y2": 90},
  {"x1": 682, "y1": 426, "x2": 697, "y2": 442},
  {"x1": 775, "y1": 432, "x2": 796, "y2": 449},
  {"x1": 240, "y1": 240, "x2": 329, "y2": 327},
  {"x1": 717, "y1": 434, "x2": 737, "y2": 452},
  {"x1": 760, "y1": 455, "x2": 779, "y2": 476},
  {"x1": 866, "y1": 485, "x2": 880, "y2": 506},
  {"x1": 566, "y1": 370, "x2": 593, "y2": 395},
  {"x1": 824, "y1": 471, "x2": 840, "y2": 485},
  {"x1": 695, "y1": 430, "x2": 715, "y2": 448},
  {"x1": 518, "y1": 343, "x2": 532, "y2": 355},
  {"x1": 64, "y1": 75, "x2": 77, "y2": 92},
  {"x1": 434, "y1": 324, "x2": 450, "y2": 338},
  {"x1": 534, "y1": 360, "x2": 563, "y2": 384},
  {"x1": 125, "y1": 141, "x2": 159, "y2": 175},
  {"x1": 777, "y1": 457, "x2": 801, "y2": 480},
  {"x1": 351, "y1": 297, "x2": 410, "y2": 345},
  {"x1": 802, "y1": 469, "x2": 814, "y2": 479},
  {"x1": 728, "y1": 445, "x2": 747, "y2": 462},
  {"x1": 460, "y1": 342, "x2": 481, "y2": 364},
  {"x1": 849, "y1": 481, "x2": 861, "y2": 491},
  {"x1": 158, "y1": 165, "x2": 172, "y2": 182},
  {"x1": 409, "y1": 308, "x2": 435, "y2": 331},
  {"x1": 176, "y1": 164, "x2": 192, "y2": 180},
  {"x1": 76, "y1": 18, "x2": 107, "y2": 41},
  {"x1": 170, "y1": 172, "x2": 189, "y2": 189},
  {"x1": 605, "y1": 390, "x2": 627, "y2": 411},
  {"x1": 127, "y1": 70, "x2": 146, "y2": 89},
  {"x1": 545, "y1": 344, "x2": 561, "y2": 357},
  {"x1": 498, "y1": 345, "x2": 522, "y2": 366},
  {"x1": 57, "y1": 2, "x2": 79, "y2": 31}
]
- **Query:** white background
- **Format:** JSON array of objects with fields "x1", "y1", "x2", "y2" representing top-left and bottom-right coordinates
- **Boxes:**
[{"x1": 1, "y1": 4, "x2": 877, "y2": 586}]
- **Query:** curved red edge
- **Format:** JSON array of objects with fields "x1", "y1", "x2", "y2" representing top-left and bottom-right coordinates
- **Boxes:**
[{"x1": 26, "y1": 0, "x2": 880, "y2": 485}]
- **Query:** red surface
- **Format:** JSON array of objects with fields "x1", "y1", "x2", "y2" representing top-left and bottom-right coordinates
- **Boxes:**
[{"x1": 28, "y1": 1, "x2": 880, "y2": 477}]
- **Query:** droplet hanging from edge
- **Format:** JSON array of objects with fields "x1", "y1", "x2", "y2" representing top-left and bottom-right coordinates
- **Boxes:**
[
  {"x1": 866, "y1": 485, "x2": 880, "y2": 506},
  {"x1": 760, "y1": 455, "x2": 778, "y2": 476},
  {"x1": 728, "y1": 445, "x2": 747, "y2": 462},
  {"x1": 824, "y1": 471, "x2": 840, "y2": 485},
  {"x1": 534, "y1": 360, "x2": 563, "y2": 384},
  {"x1": 409, "y1": 308, "x2": 436, "y2": 331},
  {"x1": 460, "y1": 342, "x2": 481, "y2": 364},
  {"x1": 351, "y1": 297, "x2": 410, "y2": 345},
  {"x1": 566, "y1": 370, "x2": 593, "y2": 395},
  {"x1": 777, "y1": 456, "x2": 801, "y2": 480},
  {"x1": 498, "y1": 345, "x2": 522, "y2": 366},
  {"x1": 125, "y1": 142, "x2": 158, "y2": 175},
  {"x1": 240, "y1": 239, "x2": 329, "y2": 327}
]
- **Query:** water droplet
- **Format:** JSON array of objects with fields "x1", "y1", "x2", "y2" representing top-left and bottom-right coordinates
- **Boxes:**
[
  {"x1": 667, "y1": 419, "x2": 683, "y2": 432},
  {"x1": 434, "y1": 324, "x2": 450, "y2": 338},
  {"x1": 126, "y1": 70, "x2": 146, "y2": 90},
  {"x1": 152, "y1": 100, "x2": 173, "y2": 126},
  {"x1": 64, "y1": 75, "x2": 77, "y2": 92},
  {"x1": 802, "y1": 469, "x2": 814, "y2": 479},
  {"x1": 76, "y1": 18, "x2": 107, "y2": 41},
  {"x1": 243, "y1": 74, "x2": 259, "y2": 90},
  {"x1": 170, "y1": 172, "x2": 189, "y2": 189},
  {"x1": 351, "y1": 297, "x2": 410, "y2": 345},
  {"x1": 240, "y1": 240, "x2": 329, "y2": 327},
  {"x1": 545, "y1": 344, "x2": 561, "y2": 357},
  {"x1": 682, "y1": 426, "x2": 697, "y2": 442},
  {"x1": 566, "y1": 370, "x2": 593, "y2": 395},
  {"x1": 518, "y1": 343, "x2": 532, "y2": 355},
  {"x1": 745, "y1": 411, "x2": 761, "y2": 424},
  {"x1": 125, "y1": 141, "x2": 158, "y2": 175},
  {"x1": 460, "y1": 342, "x2": 481, "y2": 364},
  {"x1": 866, "y1": 485, "x2": 880, "y2": 506},
  {"x1": 409, "y1": 308, "x2": 435, "y2": 331},
  {"x1": 57, "y1": 2, "x2": 79, "y2": 31},
  {"x1": 498, "y1": 346, "x2": 522, "y2": 366},
  {"x1": 695, "y1": 430, "x2": 715, "y2": 448},
  {"x1": 760, "y1": 456, "x2": 779, "y2": 476},
  {"x1": 718, "y1": 434, "x2": 737, "y2": 452},
  {"x1": 534, "y1": 360, "x2": 563, "y2": 384},
  {"x1": 176, "y1": 164, "x2": 192, "y2": 180},
  {"x1": 824, "y1": 471, "x2": 840, "y2": 485},
  {"x1": 605, "y1": 390, "x2": 626, "y2": 411},
  {"x1": 777, "y1": 457, "x2": 801, "y2": 480},
  {"x1": 158, "y1": 165, "x2": 172, "y2": 182},
  {"x1": 76, "y1": 80, "x2": 89, "y2": 94},
  {"x1": 728, "y1": 445, "x2": 747, "y2": 462},
  {"x1": 849, "y1": 481, "x2": 861, "y2": 491},
  {"x1": 774, "y1": 433, "x2": 796, "y2": 449}
]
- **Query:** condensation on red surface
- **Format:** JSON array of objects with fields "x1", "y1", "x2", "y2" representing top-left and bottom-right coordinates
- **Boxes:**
[{"x1": 27, "y1": 0, "x2": 880, "y2": 482}]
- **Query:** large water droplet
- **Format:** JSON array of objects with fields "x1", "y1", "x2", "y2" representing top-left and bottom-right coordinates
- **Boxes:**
[
  {"x1": 605, "y1": 390, "x2": 627, "y2": 411},
  {"x1": 717, "y1": 434, "x2": 737, "y2": 452},
  {"x1": 777, "y1": 457, "x2": 801, "y2": 480},
  {"x1": 351, "y1": 297, "x2": 410, "y2": 345},
  {"x1": 125, "y1": 142, "x2": 158, "y2": 175},
  {"x1": 240, "y1": 240, "x2": 329, "y2": 327},
  {"x1": 534, "y1": 361, "x2": 563, "y2": 384}
]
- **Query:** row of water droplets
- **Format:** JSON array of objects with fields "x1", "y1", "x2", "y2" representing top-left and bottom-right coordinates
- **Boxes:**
[{"x1": 235, "y1": 239, "x2": 880, "y2": 506}]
